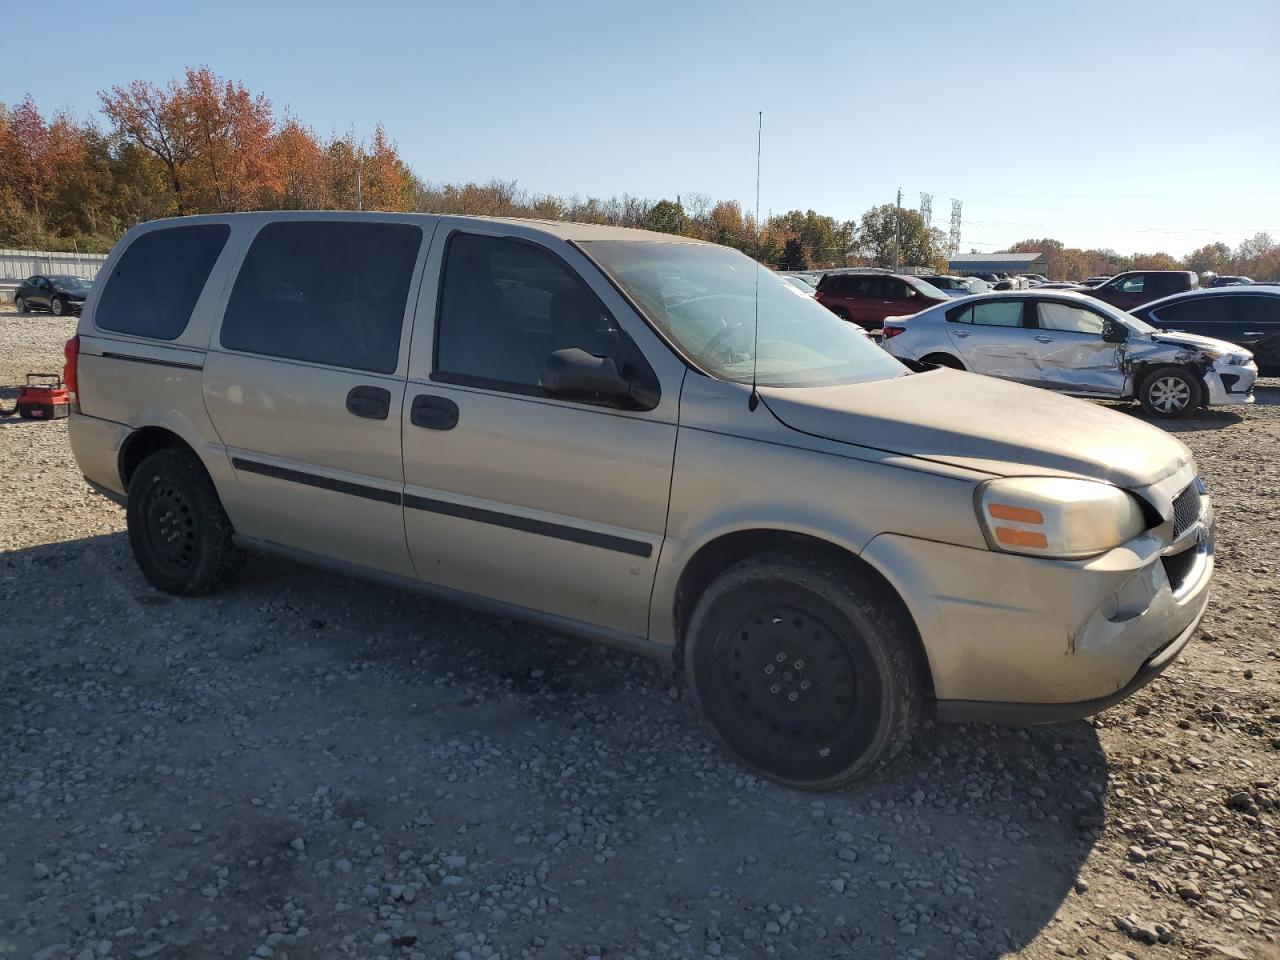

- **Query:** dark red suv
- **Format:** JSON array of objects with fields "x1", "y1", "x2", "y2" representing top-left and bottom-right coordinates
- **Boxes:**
[{"x1": 814, "y1": 272, "x2": 950, "y2": 329}]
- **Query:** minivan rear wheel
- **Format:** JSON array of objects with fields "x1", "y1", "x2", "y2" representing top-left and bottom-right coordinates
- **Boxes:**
[
  {"x1": 127, "y1": 448, "x2": 242, "y2": 594},
  {"x1": 1139, "y1": 365, "x2": 1202, "y2": 419},
  {"x1": 684, "y1": 553, "x2": 924, "y2": 790},
  {"x1": 14, "y1": 296, "x2": 25, "y2": 313}
]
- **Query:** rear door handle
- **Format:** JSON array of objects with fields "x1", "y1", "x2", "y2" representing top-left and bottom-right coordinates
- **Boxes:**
[
  {"x1": 346, "y1": 385, "x2": 391, "y2": 420},
  {"x1": 1242, "y1": 331, "x2": 1264, "y2": 338},
  {"x1": 1034, "y1": 336, "x2": 1054, "y2": 343},
  {"x1": 953, "y1": 331, "x2": 970, "y2": 338},
  {"x1": 411, "y1": 394, "x2": 459, "y2": 430}
]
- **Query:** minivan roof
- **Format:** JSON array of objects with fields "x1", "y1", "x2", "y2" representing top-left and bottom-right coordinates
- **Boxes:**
[{"x1": 127, "y1": 210, "x2": 703, "y2": 245}]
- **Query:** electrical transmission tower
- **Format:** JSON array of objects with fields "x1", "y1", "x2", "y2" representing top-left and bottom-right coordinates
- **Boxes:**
[
  {"x1": 949, "y1": 199, "x2": 963, "y2": 256},
  {"x1": 918, "y1": 193, "x2": 933, "y2": 230}
]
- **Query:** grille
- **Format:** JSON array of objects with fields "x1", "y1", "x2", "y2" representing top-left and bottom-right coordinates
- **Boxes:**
[
  {"x1": 1220, "y1": 373, "x2": 1240, "y2": 393},
  {"x1": 1161, "y1": 547, "x2": 1199, "y2": 594},
  {"x1": 1171, "y1": 483, "x2": 1202, "y2": 538}
]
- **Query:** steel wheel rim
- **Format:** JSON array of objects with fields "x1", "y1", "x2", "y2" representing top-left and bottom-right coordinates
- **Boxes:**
[
  {"x1": 144, "y1": 483, "x2": 197, "y2": 573},
  {"x1": 723, "y1": 605, "x2": 859, "y2": 746},
  {"x1": 1149, "y1": 376, "x2": 1190, "y2": 412}
]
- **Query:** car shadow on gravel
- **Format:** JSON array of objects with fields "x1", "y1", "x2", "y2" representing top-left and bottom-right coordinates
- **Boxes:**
[{"x1": 2, "y1": 536, "x2": 1109, "y2": 959}]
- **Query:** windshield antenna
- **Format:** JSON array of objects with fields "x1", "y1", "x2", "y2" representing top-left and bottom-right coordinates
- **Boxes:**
[{"x1": 749, "y1": 110, "x2": 762, "y2": 411}]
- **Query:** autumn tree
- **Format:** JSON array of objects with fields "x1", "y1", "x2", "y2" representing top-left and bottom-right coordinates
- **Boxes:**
[
  {"x1": 99, "y1": 78, "x2": 197, "y2": 212},
  {"x1": 181, "y1": 67, "x2": 276, "y2": 211}
]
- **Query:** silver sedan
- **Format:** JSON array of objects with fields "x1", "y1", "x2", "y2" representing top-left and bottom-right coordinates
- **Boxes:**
[{"x1": 879, "y1": 291, "x2": 1258, "y2": 418}]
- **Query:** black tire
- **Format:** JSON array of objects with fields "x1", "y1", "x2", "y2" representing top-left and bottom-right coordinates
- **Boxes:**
[
  {"x1": 14, "y1": 297, "x2": 25, "y2": 313},
  {"x1": 830, "y1": 307, "x2": 851, "y2": 322},
  {"x1": 683, "y1": 552, "x2": 925, "y2": 790},
  {"x1": 50, "y1": 296, "x2": 65, "y2": 316},
  {"x1": 126, "y1": 448, "x2": 242, "y2": 594},
  {"x1": 921, "y1": 352, "x2": 965, "y2": 370},
  {"x1": 1138, "y1": 365, "x2": 1202, "y2": 419}
]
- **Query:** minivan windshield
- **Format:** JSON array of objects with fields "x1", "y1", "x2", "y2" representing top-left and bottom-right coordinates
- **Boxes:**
[
  {"x1": 906, "y1": 276, "x2": 949, "y2": 300},
  {"x1": 580, "y1": 241, "x2": 907, "y2": 388}
]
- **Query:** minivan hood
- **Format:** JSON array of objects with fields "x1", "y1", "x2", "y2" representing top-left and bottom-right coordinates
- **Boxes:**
[{"x1": 761, "y1": 370, "x2": 1191, "y2": 487}]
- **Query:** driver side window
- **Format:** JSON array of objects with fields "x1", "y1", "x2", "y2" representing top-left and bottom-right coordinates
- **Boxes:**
[
  {"x1": 1113, "y1": 275, "x2": 1145, "y2": 293},
  {"x1": 434, "y1": 233, "x2": 654, "y2": 401},
  {"x1": 1036, "y1": 302, "x2": 1104, "y2": 335}
]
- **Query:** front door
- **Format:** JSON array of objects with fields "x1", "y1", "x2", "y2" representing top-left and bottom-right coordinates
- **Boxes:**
[
  {"x1": 401, "y1": 226, "x2": 681, "y2": 640},
  {"x1": 30, "y1": 277, "x2": 51, "y2": 310},
  {"x1": 1026, "y1": 300, "x2": 1125, "y2": 395},
  {"x1": 944, "y1": 298, "x2": 1035, "y2": 379},
  {"x1": 202, "y1": 217, "x2": 431, "y2": 578}
]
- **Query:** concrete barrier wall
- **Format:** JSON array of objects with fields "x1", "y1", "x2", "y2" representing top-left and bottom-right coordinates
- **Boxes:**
[{"x1": 0, "y1": 249, "x2": 107, "y2": 282}]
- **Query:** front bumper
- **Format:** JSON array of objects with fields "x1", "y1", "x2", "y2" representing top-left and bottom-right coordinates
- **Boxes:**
[
  {"x1": 862, "y1": 489, "x2": 1214, "y2": 721},
  {"x1": 1204, "y1": 363, "x2": 1257, "y2": 406}
]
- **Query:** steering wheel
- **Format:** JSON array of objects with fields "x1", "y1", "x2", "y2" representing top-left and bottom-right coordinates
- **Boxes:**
[{"x1": 699, "y1": 321, "x2": 747, "y2": 363}]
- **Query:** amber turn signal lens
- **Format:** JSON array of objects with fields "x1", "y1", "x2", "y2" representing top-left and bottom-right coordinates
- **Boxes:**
[
  {"x1": 994, "y1": 527, "x2": 1049, "y2": 549},
  {"x1": 988, "y1": 503, "x2": 1044, "y2": 524}
]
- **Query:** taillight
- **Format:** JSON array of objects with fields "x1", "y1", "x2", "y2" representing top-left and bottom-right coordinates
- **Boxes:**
[
  {"x1": 882, "y1": 325, "x2": 906, "y2": 339},
  {"x1": 63, "y1": 335, "x2": 80, "y2": 412}
]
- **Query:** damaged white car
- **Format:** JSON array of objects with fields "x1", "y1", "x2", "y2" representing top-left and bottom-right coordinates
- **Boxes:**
[{"x1": 880, "y1": 291, "x2": 1257, "y2": 418}]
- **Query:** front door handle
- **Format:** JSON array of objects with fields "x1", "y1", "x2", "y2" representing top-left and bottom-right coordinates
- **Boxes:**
[
  {"x1": 346, "y1": 385, "x2": 391, "y2": 420},
  {"x1": 411, "y1": 394, "x2": 459, "y2": 430},
  {"x1": 1034, "y1": 336, "x2": 1054, "y2": 343},
  {"x1": 1242, "y1": 331, "x2": 1264, "y2": 338},
  {"x1": 953, "y1": 331, "x2": 970, "y2": 338}
]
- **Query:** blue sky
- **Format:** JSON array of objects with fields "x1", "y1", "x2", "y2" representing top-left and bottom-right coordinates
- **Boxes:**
[{"x1": 7, "y1": 0, "x2": 1278, "y2": 256}]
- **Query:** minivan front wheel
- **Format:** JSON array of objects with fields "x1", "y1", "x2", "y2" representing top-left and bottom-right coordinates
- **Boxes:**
[
  {"x1": 50, "y1": 296, "x2": 65, "y2": 316},
  {"x1": 684, "y1": 553, "x2": 924, "y2": 790},
  {"x1": 1139, "y1": 366, "x2": 1202, "y2": 418},
  {"x1": 127, "y1": 448, "x2": 242, "y2": 594}
]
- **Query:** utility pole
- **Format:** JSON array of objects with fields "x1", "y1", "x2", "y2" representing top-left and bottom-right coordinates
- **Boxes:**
[
  {"x1": 893, "y1": 188, "x2": 902, "y2": 270},
  {"x1": 355, "y1": 147, "x2": 364, "y2": 211}
]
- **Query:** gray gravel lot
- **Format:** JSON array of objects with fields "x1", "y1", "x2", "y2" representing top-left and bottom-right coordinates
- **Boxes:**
[{"x1": 1, "y1": 306, "x2": 1277, "y2": 960}]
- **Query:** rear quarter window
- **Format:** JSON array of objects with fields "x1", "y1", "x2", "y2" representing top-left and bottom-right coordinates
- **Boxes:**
[{"x1": 95, "y1": 224, "x2": 230, "y2": 340}]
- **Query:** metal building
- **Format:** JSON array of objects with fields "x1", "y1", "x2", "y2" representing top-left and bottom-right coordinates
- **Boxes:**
[{"x1": 947, "y1": 252, "x2": 1048, "y2": 277}]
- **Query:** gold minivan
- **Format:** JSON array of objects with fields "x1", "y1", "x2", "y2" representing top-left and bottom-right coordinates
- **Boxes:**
[{"x1": 67, "y1": 212, "x2": 1214, "y2": 789}]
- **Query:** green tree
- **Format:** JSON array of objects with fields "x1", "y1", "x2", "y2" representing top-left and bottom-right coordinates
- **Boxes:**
[
  {"x1": 646, "y1": 198, "x2": 686, "y2": 235},
  {"x1": 857, "y1": 203, "x2": 943, "y2": 268},
  {"x1": 779, "y1": 237, "x2": 809, "y2": 271}
]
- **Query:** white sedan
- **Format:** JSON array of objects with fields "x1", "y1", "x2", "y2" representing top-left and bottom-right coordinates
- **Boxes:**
[{"x1": 879, "y1": 291, "x2": 1257, "y2": 418}]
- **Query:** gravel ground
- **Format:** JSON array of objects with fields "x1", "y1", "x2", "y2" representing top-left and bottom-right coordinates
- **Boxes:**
[{"x1": 1, "y1": 306, "x2": 1276, "y2": 960}]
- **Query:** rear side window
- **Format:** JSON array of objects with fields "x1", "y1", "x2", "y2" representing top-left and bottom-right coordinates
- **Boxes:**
[
  {"x1": 96, "y1": 224, "x2": 229, "y2": 340},
  {"x1": 1235, "y1": 296, "x2": 1280, "y2": 324},
  {"x1": 1147, "y1": 273, "x2": 1187, "y2": 296},
  {"x1": 220, "y1": 221, "x2": 422, "y2": 374},
  {"x1": 950, "y1": 301, "x2": 1024, "y2": 327}
]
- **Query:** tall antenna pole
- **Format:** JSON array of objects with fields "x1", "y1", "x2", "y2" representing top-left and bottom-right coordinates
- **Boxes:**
[{"x1": 749, "y1": 110, "x2": 762, "y2": 412}]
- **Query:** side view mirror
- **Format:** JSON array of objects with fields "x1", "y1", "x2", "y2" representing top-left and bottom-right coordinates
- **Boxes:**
[
  {"x1": 1101, "y1": 319, "x2": 1127, "y2": 343},
  {"x1": 543, "y1": 348, "x2": 658, "y2": 410}
]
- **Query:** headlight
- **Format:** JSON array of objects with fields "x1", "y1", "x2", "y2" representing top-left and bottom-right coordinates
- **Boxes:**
[
  {"x1": 1200, "y1": 348, "x2": 1251, "y2": 365},
  {"x1": 976, "y1": 477, "x2": 1147, "y2": 559}
]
